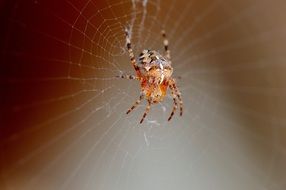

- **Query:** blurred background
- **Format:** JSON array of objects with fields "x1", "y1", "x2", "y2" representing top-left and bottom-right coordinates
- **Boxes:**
[{"x1": 1, "y1": 0, "x2": 286, "y2": 189}]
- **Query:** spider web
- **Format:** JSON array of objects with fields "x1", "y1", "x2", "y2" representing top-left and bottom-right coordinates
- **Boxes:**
[{"x1": 1, "y1": 0, "x2": 286, "y2": 190}]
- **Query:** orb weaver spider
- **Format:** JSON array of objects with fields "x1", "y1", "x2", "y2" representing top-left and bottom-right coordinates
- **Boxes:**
[{"x1": 118, "y1": 28, "x2": 183, "y2": 124}]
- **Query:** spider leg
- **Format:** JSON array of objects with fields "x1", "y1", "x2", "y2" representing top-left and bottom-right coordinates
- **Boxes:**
[
  {"x1": 140, "y1": 100, "x2": 151, "y2": 124},
  {"x1": 125, "y1": 28, "x2": 140, "y2": 74},
  {"x1": 161, "y1": 30, "x2": 171, "y2": 60},
  {"x1": 169, "y1": 79, "x2": 183, "y2": 116},
  {"x1": 173, "y1": 84, "x2": 183, "y2": 116},
  {"x1": 168, "y1": 86, "x2": 178, "y2": 121},
  {"x1": 126, "y1": 94, "x2": 144, "y2": 114},
  {"x1": 116, "y1": 74, "x2": 140, "y2": 80}
]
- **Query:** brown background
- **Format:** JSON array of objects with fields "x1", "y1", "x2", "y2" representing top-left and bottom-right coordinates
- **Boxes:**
[{"x1": 1, "y1": 0, "x2": 286, "y2": 189}]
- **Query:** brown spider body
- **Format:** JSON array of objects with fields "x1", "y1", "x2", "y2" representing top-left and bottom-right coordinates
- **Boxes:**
[
  {"x1": 118, "y1": 28, "x2": 183, "y2": 124},
  {"x1": 137, "y1": 50, "x2": 173, "y2": 103}
]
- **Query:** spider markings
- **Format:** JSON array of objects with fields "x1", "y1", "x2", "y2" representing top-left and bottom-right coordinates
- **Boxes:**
[{"x1": 117, "y1": 28, "x2": 183, "y2": 124}]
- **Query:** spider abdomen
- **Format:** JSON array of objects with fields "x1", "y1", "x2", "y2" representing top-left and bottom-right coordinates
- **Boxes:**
[{"x1": 137, "y1": 50, "x2": 172, "y2": 74}]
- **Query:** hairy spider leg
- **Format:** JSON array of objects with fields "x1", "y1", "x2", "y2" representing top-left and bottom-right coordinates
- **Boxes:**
[
  {"x1": 125, "y1": 28, "x2": 140, "y2": 75},
  {"x1": 161, "y1": 30, "x2": 171, "y2": 60},
  {"x1": 116, "y1": 74, "x2": 140, "y2": 80},
  {"x1": 169, "y1": 79, "x2": 183, "y2": 116},
  {"x1": 140, "y1": 100, "x2": 151, "y2": 124},
  {"x1": 168, "y1": 85, "x2": 178, "y2": 121},
  {"x1": 126, "y1": 94, "x2": 144, "y2": 114}
]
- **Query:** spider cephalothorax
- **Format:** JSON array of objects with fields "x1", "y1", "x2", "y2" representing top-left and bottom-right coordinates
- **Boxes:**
[{"x1": 117, "y1": 28, "x2": 183, "y2": 124}]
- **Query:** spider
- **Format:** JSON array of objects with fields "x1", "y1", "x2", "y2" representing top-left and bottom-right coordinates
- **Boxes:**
[{"x1": 117, "y1": 28, "x2": 183, "y2": 124}]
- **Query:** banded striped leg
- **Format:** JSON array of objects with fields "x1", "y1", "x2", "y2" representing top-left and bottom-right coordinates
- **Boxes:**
[
  {"x1": 125, "y1": 28, "x2": 140, "y2": 73},
  {"x1": 126, "y1": 94, "x2": 144, "y2": 114},
  {"x1": 169, "y1": 79, "x2": 183, "y2": 116},
  {"x1": 161, "y1": 30, "x2": 171, "y2": 60},
  {"x1": 168, "y1": 85, "x2": 178, "y2": 121},
  {"x1": 116, "y1": 74, "x2": 140, "y2": 80},
  {"x1": 140, "y1": 100, "x2": 151, "y2": 124},
  {"x1": 173, "y1": 84, "x2": 183, "y2": 116}
]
